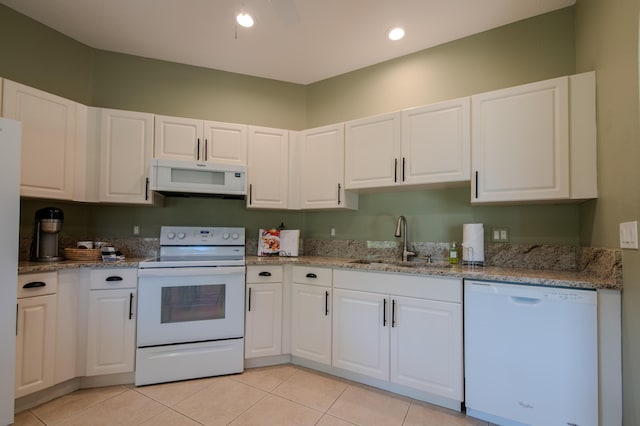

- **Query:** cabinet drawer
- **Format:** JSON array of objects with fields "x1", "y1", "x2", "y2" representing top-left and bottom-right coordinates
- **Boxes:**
[
  {"x1": 246, "y1": 265, "x2": 283, "y2": 283},
  {"x1": 90, "y1": 268, "x2": 137, "y2": 290},
  {"x1": 17, "y1": 272, "x2": 57, "y2": 298},
  {"x1": 292, "y1": 266, "x2": 332, "y2": 286}
]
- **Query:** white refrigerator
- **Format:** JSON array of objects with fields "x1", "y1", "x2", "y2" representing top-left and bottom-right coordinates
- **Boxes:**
[{"x1": 0, "y1": 118, "x2": 21, "y2": 425}]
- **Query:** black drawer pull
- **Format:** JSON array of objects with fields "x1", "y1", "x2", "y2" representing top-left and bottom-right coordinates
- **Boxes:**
[
  {"x1": 383, "y1": 298, "x2": 387, "y2": 326},
  {"x1": 128, "y1": 293, "x2": 134, "y2": 320},
  {"x1": 106, "y1": 276, "x2": 123, "y2": 282},
  {"x1": 306, "y1": 273, "x2": 317, "y2": 279},
  {"x1": 325, "y1": 291, "x2": 329, "y2": 316},
  {"x1": 23, "y1": 281, "x2": 46, "y2": 289},
  {"x1": 258, "y1": 271, "x2": 272, "y2": 277}
]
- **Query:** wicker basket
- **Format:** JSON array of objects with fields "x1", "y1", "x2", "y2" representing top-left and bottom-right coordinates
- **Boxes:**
[{"x1": 64, "y1": 248, "x2": 102, "y2": 261}]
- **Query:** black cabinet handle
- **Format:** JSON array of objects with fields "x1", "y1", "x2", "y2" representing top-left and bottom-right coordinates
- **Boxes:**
[
  {"x1": 23, "y1": 281, "x2": 46, "y2": 289},
  {"x1": 394, "y1": 158, "x2": 398, "y2": 182},
  {"x1": 145, "y1": 177, "x2": 149, "y2": 201},
  {"x1": 204, "y1": 139, "x2": 208, "y2": 162},
  {"x1": 392, "y1": 299, "x2": 396, "y2": 328},
  {"x1": 258, "y1": 271, "x2": 272, "y2": 277},
  {"x1": 475, "y1": 171, "x2": 479, "y2": 199},
  {"x1": 402, "y1": 157, "x2": 406, "y2": 182},
  {"x1": 106, "y1": 276, "x2": 123, "y2": 282},
  {"x1": 383, "y1": 298, "x2": 387, "y2": 326},
  {"x1": 248, "y1": 287, "x2": 252, "y2": 312},
  {"x1": 325, "y1": 290, "x2": 329, "y2": 316},
  {"x1": 249, "y1": 184, "x2": 253, "y2": 205},
  {"x1": 305, "y1": 273, "x2": 317, "y2": 279},
  {"x1": 196, "y1": 138, "x2": 201, "y2": 161},
  {"x1": 128, "y1": 293, "x2": 134, "y2": 320},
  {"x1": 337, "y1": 183, "x2": 341, "y2": 205}
]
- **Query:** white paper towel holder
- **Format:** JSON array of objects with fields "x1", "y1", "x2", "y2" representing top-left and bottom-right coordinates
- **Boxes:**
[{"x1": 462, "y1": 223, "x2": 485, "y2": 266}]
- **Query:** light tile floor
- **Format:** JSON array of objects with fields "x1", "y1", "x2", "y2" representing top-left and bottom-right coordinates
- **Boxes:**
[{"x1": 13, "y1": 365, "x2": 489, "y2": 426}]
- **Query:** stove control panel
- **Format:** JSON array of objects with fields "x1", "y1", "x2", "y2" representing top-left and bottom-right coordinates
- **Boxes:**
[{"x1": 160, "y1": 226, "x2": 245, "y2": 245}]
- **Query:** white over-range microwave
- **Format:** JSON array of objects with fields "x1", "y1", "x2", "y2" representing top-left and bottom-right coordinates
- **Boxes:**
[{"x1": 150, "y1": 158, "x2": 246, "y2": 198}]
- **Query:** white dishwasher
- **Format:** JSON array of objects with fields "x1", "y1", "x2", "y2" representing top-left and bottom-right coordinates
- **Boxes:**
[{"x1": 464, "y1": 280, "x2": 598, "y2": 426}]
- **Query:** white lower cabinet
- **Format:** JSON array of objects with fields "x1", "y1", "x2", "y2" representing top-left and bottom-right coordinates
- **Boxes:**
[
  {"x1": 86, "y1": 269, "x2": 137, "y2": 376},
  {"x1": 245, "y1": 266, "x2": 284, "y2": 358},
  {"x1": 332, "y1": 288, "x2": 389, "y2": 380},
  {"x1": 332, "y1": 269, "x2": 463, "y2": 402},
  {"x1": 54, "y1": 270, "x2": 84, "y2": 385},
  {"x1": 15, "y1": 272, "x2": 58, "y2": 398},
  {"x1": 390, "y1": 295, "x2": 462, "y2": 399},
  {"x1": 290, "y1": 266, "x2": 332, "y2": 365}
]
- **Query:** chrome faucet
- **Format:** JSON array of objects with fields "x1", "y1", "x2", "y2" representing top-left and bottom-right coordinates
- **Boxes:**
[{"x1": 394, "y1": 215, "x2": 416, "y2": 262}]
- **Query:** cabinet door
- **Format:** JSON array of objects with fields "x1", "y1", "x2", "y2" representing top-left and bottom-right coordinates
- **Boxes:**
[
  {"x1": 55, "y1": 270, "x2": 81, "y2": 385},
  {"x1": 390, "y1": 296, "x2": 463, "y2": 401},
  {"x1": 245, "y1": 283, "x2": 283, "y2": 358},
  {"x1": 345, "y1": 112, "x2": 401, "y2": 190},
  {"x1": 3, "y1": 79, "x2": 76, "y2": 200},
  {"x1": 247, "y1": 126, "x2": 289, "y2": 209},
  {"x1": 299, "y1": 124, "x2": 355, "y2": 210},
  {"x1": 203, "y1": 120, "x2": 247, "y2": 165},
  {"x1": 291, "y1": 284, "x2": 331, "y2": 365},
  {"x1": 86, "y1": 289, "x2": 136, "y2": 376},
  {"x1": 154, "y1": 115, "x2": 203, "y2": 161},
  {"x1": 15, "y1": 294, "x2": 57, "y2": 398},
  {"x1": 471, "y1": 76, "x2": 569, "y2": 202},
  {"x1": 99, "y1": 109, "x2": 155, "y2": 204},
  {"x1": 401, "y1": 97, "x2": 470, "y2": 185},
  {"x1": 332, "y1": 289, "x2": 389, "y2": 380}
]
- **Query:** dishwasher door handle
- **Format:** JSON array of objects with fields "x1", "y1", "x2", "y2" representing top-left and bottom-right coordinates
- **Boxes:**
[{"x1": 510, "y1": 296, "x2": 542, "y2": 305}]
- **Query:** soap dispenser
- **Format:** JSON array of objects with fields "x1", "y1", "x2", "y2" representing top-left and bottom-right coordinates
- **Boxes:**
[{"x1": 449, "y1": 242, "x2": 458, "y2": 264}]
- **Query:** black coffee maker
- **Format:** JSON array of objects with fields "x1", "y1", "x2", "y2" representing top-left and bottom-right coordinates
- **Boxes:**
[{"x1": 30, "y1": 207, "x2": 64, "y2": 262}]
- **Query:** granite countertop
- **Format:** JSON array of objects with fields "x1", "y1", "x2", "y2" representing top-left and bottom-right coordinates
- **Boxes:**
[
  {"x1": 18, "y1": 256, "x2": 621, "y2": 290},
  {"x1": 18, "y1": 258, "x2": 149, "y2": 274},
  {"x1": 246, "y1": 256, "x2": 621, "y2": 290}
]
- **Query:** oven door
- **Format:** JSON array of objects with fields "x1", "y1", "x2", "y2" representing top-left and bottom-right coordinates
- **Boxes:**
[{"x1": 137, "y1": 266, "x2": 245, "y2": 347}]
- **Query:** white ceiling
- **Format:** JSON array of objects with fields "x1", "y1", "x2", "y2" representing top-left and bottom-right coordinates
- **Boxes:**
[{"x1": 0, "y1": 0, "x2": 576, "y2": 85}]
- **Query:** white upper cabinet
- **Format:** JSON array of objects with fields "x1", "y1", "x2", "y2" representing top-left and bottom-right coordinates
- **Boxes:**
[
  {"x1": 247, "y1": 126, "x2": 289, "y2": 209},
  {"x1": 2, "y1": 79, "x2": 77, "y2": 200},
  {"x1": 471, "y1": 72, "x2": 597, "y2": 203},
  {"x1": 345, "y1": 99, "x2": 471, "y2": 191},
  {"x1": 155, "y1": 115, "x2": 247, "y2": 165},
  {"x1": 203, "y1": 120, "x2": 248, "y2": 165},
  {"x1": 297, "y1": 123, "x2": 357, "y2": 210},
  {"x1": 401, "y1": 97, "x2": 471, "y2": 185},
  {"x1": 345, "y1": 112, "x2": 401, "y2": 190},
  {"x1": 98, "y1": 108, "x2": 158, "y2": 204}
]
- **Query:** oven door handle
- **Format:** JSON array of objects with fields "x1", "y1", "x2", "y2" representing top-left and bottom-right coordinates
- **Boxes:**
[{"x1": 137, "y1": 267, "x2": 245, "y2": 277}]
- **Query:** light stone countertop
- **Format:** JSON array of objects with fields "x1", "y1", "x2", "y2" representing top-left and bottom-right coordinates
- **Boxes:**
[
  {"x1": 246, "y1": 256, "x2": 621, "y2": 290},
  {"x1": 18, "y1": 258, "x2": 148, "y2": 274},
  {"x1": 18, "y1": 256, "x2": 621, "y2": 290}
]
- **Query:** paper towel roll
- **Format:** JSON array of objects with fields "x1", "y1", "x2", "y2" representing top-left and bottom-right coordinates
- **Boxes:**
[{"x1": 462, "y1": 223, "x2": 484, "y2": 263}]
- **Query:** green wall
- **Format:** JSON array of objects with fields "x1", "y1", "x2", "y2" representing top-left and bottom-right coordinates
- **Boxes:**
[
  {"x1": 91, "y1": 51, "x2": 307, "y2": 130},
  {"x1": 2, "y1": 4, "x2": 582, "y2": 246},
  {"x1": 0, "y1": 5, "x2": 93, "y2": 104},
  {"x1": 306, "y1": 7, "x2": 576, "y2": 127},
  {"x1": 574, "y1": 1, "x2": 640, "y2": 424}
]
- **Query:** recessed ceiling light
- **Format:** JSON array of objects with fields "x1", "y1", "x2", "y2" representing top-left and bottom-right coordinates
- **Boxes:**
[
  {"x1": 387, "y1": 27, "x2": 405, "y2": 41},
  {"x1": 236, "y1": 12, "x2": 255, "y2": 28}
]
